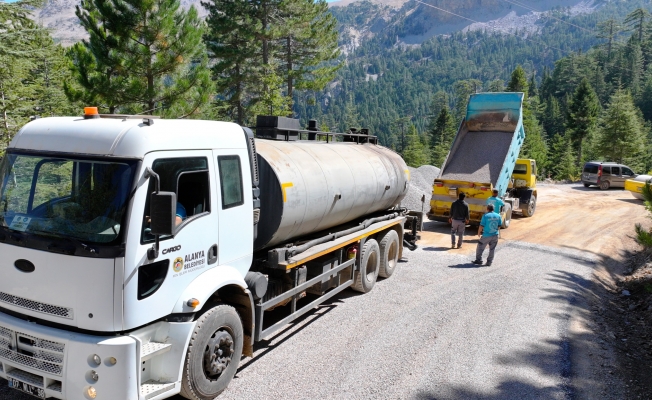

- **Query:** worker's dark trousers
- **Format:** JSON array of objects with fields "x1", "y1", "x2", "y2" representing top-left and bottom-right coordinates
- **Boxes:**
[{"x1": 475, "y1": 235, "x2": 498, "y2": 263}]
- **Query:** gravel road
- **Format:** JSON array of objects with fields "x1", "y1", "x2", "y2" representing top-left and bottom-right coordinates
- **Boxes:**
[{"x1": 206, "y1": 242, "x2": 597, "y2": 400}]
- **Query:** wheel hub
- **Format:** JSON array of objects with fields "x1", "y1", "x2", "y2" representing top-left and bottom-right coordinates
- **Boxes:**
[{"x1": 204, "y1": 330, "x2": 234, "y2": 378}]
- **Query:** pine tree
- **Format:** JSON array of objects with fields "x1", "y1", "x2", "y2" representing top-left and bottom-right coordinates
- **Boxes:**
[
  {"x1": 248, "y1": 62, "x2": 292, "y2": 122},
  {"x1": 203, "y1": 0, "x2": 258, "y2": 124},
  {"x1": 278, "y1": 0, "x2": 341, "y2": 107},
  {"x1": 453, "y1": 79, "x2": 481, "y2": 121},
  {"x1": 428, "y1": 91, "x2": 449, "y2": 123},
  {"x1": 429, "y1": 107, "x2": 455, "y2": 167},
  {"x1": 541, "y1": 96, "x2": 565, "y2": 138},
  {"x1": 507, "y1": 65, "x2": 528, "y2": 94},
  {"x1": 597, "y1": 19, "x2": 621, "y2": 59},
  {"x1": 548, "y1": 132, "x2": 578, "y2": 181},
  {"x1": 597, "y1": 89, "x2": 646, "y2": 166},
  {"x1": 624, "y1": 8, "x2": 649, "y2": 42},
  {"x1": 487, "y1": 79, "x2": 504, "y2": 92},
  {"x1": 567, "y1": 78, "x2": 600, "y2": 163},
  {"x1": 69, "y1": 0, "x2": 213, "y2": 117},
  {"x1": 402, "y1": 124, "x2": 430, "y2": 167},
  {"x1": 1, "y1": 0, "x2": 74, "y2": 149},
  {"x1": 637, "y1": 69, "x2": 652, "y2": 121}
]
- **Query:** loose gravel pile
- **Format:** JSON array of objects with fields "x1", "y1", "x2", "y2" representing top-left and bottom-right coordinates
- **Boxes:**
[
  {"x1": 440, "y1": 131, "x2": 513, "y2": 184},
  {"x1": 401, "y1": 165, "x2": 440, "y2": 212}
]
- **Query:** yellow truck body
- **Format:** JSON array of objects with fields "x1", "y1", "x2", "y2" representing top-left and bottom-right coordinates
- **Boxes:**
[{"x1": 428, "y1": 158, "x2": 537, "y2": 226}]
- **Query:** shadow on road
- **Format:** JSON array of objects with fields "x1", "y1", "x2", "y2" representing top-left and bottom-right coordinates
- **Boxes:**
[
  {"x1": 617, "y1": 198, "x2": 644, "y2": 205},
  {"x1": 447, "y1": 262, "x2": 483, "y2": 269}
]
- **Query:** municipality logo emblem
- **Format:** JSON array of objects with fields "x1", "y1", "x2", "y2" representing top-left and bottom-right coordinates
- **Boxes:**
[{"x1": 173, "y1": 257, "x2": 184, "y2": 273}]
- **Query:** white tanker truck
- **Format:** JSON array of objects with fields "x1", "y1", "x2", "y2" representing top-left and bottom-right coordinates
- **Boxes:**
[{"x1": 0, "y1": 109, "x2": 419, "y2": 400}]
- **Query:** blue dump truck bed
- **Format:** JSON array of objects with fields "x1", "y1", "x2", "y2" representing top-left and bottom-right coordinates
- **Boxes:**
[{"x1": 438, "y1": 92, "x2": 525, "y2": 197}]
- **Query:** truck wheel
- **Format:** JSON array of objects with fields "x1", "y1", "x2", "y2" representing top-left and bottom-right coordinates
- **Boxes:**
[
  {"x1": 180, "y1": 305, "x2": 243, "y2": 400},
  {"x1": 583, "y1": 183, "x2": 590, "y2": 188},
  {"x1": 522, "y1": 196, "x2": 536, "y2": 218},
  {"x1": 379, "y1": 230, "x2": 399, "y2": 278},
  {"x1": 600, "y1": 180, "x2": 610, "y2": 190},
  {"x1": 501, "y1": 203, "x2": 512, "y2": 229},
  {"x1": 352, "y1": 239, "x2": 380, "y2": 293}
]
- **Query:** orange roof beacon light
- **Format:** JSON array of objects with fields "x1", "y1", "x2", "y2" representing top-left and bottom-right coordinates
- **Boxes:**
[{"x1": 83, "y1": 107, "x2": 100, "y2": 119}]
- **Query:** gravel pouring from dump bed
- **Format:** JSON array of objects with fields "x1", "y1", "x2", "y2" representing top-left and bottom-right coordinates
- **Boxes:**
[
  {"x1": 401, "y1": 165, "x2": 440, "y2": 212},
  {"x1": 440, "y1": 131, "x2": 513, "y2": 184}
]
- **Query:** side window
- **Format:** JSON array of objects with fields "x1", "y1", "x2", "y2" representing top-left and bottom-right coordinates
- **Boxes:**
[
  {"x1": 611, "y1": 167, "x2": 620, "y2": 175},
  {"x1": 623, "y1": 167, "x2": 634, "y2": 176},
  {"x1": 602, "y1": 166, "x2": 611, "y2": 174},
  {"x1": 141, "y1": 157, "x2": 209, "y2": 242},
  {"x1": 530, "y1": 161, "x2": 537, "y2": 176},
  {"x1": 218, "y1": 156, "x2": 244, "y2": 209}
]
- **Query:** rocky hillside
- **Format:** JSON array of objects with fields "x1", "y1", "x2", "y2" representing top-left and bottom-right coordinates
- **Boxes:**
[
  {"x1": 330, "y1": 0, "x2": 600, "y2": 51},
  {"x1": 34, "y1": 0, "x2": 599, "y2": 47}
]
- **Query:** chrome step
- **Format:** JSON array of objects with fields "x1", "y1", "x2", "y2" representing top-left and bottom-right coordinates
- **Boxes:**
[
  {"x1": 140, "y1": 381, "x2": 175, "y2": 399},
  {"x1": 141, "y1": 342, "x2": 172, "y2": 361}
]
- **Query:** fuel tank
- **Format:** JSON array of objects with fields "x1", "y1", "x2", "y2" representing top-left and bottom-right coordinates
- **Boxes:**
[{"x1": 254, "y1": 140, "x2": 409, "y2": 250}]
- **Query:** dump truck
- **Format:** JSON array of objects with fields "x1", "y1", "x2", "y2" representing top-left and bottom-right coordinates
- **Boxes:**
[
  {"x1": 0, "y1": 109, "x2": 419, "y2": 400},
  {"x1": 427, "y1": 92, "x2": 537, "y2": 227}
]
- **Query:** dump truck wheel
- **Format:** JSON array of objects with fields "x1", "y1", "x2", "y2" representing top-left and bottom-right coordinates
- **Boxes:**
[
  {"x1": 379, "y1": 230, "x2": 399, "y2": 278},
  {"x1": 352, "y1": 239, "x2": 380, "y2": 293},
  {"x1": 501, "y1": 203, "x2": 512, "y2": 229},
  {"x1": 522, "y1": 196, "x2": 536, "y2": 218},
  {"x1": 180, "y1": 305, "x2": 243, "y2": 400},
  {"x1": 600, "y1": 180, "x2": 610, "y2": 190}
]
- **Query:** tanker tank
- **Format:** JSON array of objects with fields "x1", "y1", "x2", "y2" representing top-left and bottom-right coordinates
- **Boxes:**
[{"x1": 254, "y1": 140, "x2": 409, "y2": 250}]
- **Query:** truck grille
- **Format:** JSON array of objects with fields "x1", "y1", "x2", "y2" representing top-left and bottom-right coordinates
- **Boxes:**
[
  {"x1": 0, "y1": 325, "x2": 65, "y2": 376},
  {"x1": 0, "y1": 292, "x2": 73, "y2": 319}
]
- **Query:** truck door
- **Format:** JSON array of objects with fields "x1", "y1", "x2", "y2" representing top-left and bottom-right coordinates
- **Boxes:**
[
  {"x1": 123, "y1": 151, "x2": 219, "y2": 329},
  {"x1": 212, "y1": 149, "x2": 253, "y2": 276}
]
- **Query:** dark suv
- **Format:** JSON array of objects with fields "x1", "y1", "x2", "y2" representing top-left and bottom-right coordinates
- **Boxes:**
[{"x1": 581, "y1": 161, "x2": 637, "y2": 190}]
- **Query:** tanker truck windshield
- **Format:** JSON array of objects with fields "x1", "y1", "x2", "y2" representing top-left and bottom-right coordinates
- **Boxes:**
[{"x1": 0, "y1": 152, "x2": 138, "y2": 246}]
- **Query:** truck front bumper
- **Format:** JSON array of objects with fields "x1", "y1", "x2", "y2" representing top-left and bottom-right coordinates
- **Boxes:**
[{"x1": 0, "y1": 311, "x2": 139, "y2": 400}]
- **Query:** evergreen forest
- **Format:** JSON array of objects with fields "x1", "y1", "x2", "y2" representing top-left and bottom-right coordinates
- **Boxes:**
[{"x1": 1, "y1": 0, "x2": 652, "y2": 180}]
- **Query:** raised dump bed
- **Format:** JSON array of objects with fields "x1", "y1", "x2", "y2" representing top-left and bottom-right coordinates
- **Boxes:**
[{"x1": 428, "y1": 92, "x2": 537, "y2": 225}]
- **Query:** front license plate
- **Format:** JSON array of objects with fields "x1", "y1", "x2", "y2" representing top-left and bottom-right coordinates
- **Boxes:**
[{"x1": 8, "y1": 378, "x2": 46, "y2": 399}]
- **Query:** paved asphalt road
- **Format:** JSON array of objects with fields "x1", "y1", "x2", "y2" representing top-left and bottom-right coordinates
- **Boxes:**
[{"x1": 0, "y1": 240, "x2": 601, "y2": 399}]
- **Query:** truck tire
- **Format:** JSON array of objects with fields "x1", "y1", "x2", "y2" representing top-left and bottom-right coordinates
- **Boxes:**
[
  {"x1": 379, "y1": 230, "x2": 399, "y2": 278},
  {"x1": 600, "y1": 180, "x2": 610, "y2": 190},
  {"x1": 180, "y1": 305, "x2": 243, "y2": 400},
  {"x1": 501, "y1": 203, "x2": 512, "y2": 229},
  {"x1": 521, "y1": 195, "x2": 536, "y2": 218},
  {"x1": 583, "y1": 183, "x2": 590, "y2": 188},
  {"x1": 352, "y1": 239, "x2": 380, "y2": 293}
]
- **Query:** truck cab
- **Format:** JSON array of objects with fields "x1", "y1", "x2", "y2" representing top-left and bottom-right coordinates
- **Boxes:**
[{"x1": 0, "y1": 114, "x2": 256, "y2": 399}]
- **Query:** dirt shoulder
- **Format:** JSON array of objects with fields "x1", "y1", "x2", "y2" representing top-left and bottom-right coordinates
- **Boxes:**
[{"x1": 419, "y1": 183, "x2": 652, "y2": 398}]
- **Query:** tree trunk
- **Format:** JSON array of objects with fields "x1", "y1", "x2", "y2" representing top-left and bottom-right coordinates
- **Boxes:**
[
  {"x1": 287, "y1": 36, "x2": 293, "y2": 117},
  {"x1": 262, "y1": 1, "x2": 269, "y2": 64},
  {"x1": 1, "y1": 88, "x2": 8, "y2": 141},
  {"x1": 236, "y1": 64, "x2": 243, "y2": 125}
]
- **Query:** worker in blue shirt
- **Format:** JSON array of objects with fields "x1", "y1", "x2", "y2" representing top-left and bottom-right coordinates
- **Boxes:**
[
  {"x1": 486, "y1": 189, "x2": 505, "y2": 214},
  {"x1": 472, "y1": 204, "x2": 502, "y2": 266}
]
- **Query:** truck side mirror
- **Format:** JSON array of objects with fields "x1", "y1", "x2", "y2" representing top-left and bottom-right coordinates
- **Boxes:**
[{"x1": 150, "y1": 191, "x2": 176, "y2": 236}]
